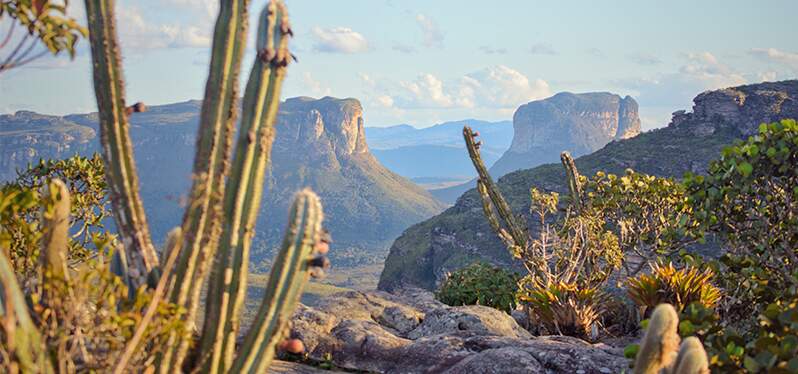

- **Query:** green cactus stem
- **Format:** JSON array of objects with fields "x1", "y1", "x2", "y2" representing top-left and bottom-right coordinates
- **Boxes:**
[
  {"x1": 84, "y1": 0, "x2": 158, "y2": 290},
  {"x1": 40, "y1": 179, "x2": 70, "y2": 281},
  {"x1": 0, "y1": 249, "x2": 54, "y2": 373},
  {"x1": 199, "y1": 1, "x2": 293, "y2": 371},
  {"x1": 230, "y1": 189, "x2": 325, "y2": 373},
  {"x1": 157, "y1": 0, "x2": 250, "y2": 370},
  {"x1": 560, "y1": 152, "x2": 583, "y2": 212},
  {"x1": 463, "y1": 126, "x2": 527, "y2": 250}
]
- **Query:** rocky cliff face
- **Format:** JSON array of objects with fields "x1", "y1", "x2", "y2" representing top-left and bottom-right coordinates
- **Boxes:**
[
  {"x1": 0, "y1": 97, "x2": 445, "y2": 267},
  {"x1": 261, "y1": 97, "x2": 446, "y2": 253},
  {"x1": 379, "y1": 80, "x2": 798, "y2": 292},
  {"x1": 489, "y1": 92, "x2": 641, "y2": 178},
  {"x1": 430, "y1": 92, "x2": 641, "y2": 203},
  {"x1": 0, "y1": 111, "x2": 96, "y2": 180}
]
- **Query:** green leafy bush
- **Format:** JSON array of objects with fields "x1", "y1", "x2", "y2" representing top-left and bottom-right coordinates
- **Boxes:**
[
  {"x1": 435, "y1": 262, "x2": 520, "y2": 314},
  {"x1": 627, "y1": 261, "x2": 721, "y2": 316},
  {"x1": 684, "y1": 119, "x2": 798, "y2": 329},
  {"x1": 1, "y1": 154, "x2": 111, "y2": 277}
]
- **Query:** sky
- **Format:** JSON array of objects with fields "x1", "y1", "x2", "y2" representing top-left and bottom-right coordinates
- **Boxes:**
[{"x1": 1, "y1": 0, "x2": 797, "y2": 130}]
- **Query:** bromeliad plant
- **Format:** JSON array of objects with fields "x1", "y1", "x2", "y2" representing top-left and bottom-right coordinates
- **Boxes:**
[
  {"x1": 1, "y1": 0, "x2": 331, "y2": 372},
  {"x1": 626, "y1": 262, "x2": 721, "y2": 317}
]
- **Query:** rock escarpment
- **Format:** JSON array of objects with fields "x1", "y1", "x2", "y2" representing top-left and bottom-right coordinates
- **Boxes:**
[
  {"x1": 261, "y1": 97, "x2": 446, "y2": 253},
  {"x1": 286, "y1": 289, "x2": 626, "y2": 373},
  {"x1": 0, "y1": 97, "x2": 445, "y2": 266},
  {"x1": 491, "y1": 92, "x2": 641, "y2": 178},
  {"x1": 431, "y1": 92, "x2": 641, "y2": 203},
  {"x1": 379, "y1": 80, "x2": 798, "y2": 292}
]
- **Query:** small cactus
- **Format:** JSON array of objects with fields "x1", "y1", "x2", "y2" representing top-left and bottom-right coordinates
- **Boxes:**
[
  {"x1": 231, "y1": 189, "x2": 326, "y2": 373},
  {"x1": 633, "y1": 304, "x2": 709, "y2": 374},
  {"x1": 40, "y1": 179, "x2": 70, "y2": 281}
]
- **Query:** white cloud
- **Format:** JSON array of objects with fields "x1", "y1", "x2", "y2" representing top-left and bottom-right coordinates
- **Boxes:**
[
  {"x1": 416, "y1": 14, "x2": 444, "y2": 48},
  {"x1": 376, "y1": 95, "x2": 394, "y2": 108},
  {"x1": 529, "y1": 43, "x2": 556, "y2": 55},
  {"x1": 311, "y1": 27, "x2": 369, "y2": 54},
  {"x1": 391, "y1": 66, "x2": 550, "y2": 110},
  {"x1": 630, "y1": 53, "x2": 662, "y2": 66},
  {"x1": 480, "y1": 46, "x2": 508, "y2": 55},
  {"x1": 117, "y1": 6, "x2": 211, "y2": 49},
  {"x1": 163, "y1": 0, "x2": 217, "y2": 18},
  {"x1": 617, "y1": 52, "x2": 747, "y2": 108},
  {"x1": 749, "y1": 48, "x2": 798, "y2": 70},
  {"x1": 301, "y1": 72, "x2": 331, "y2": 96},
  {"x1": 392, "y1": 43, "x2": 417, "y2": 54},
  {"x1": 461, "y1": 65, "x2": 551, "y2": 108}
]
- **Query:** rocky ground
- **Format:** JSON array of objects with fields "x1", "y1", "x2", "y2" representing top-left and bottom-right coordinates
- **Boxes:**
[{"x1": 271, "y1": 289, "x2": 629, "y2": 374}]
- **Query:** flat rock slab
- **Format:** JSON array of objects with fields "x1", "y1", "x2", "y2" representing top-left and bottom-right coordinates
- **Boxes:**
[{"x1": 289, "y1": 288, "x2": 627, "y2": 373}]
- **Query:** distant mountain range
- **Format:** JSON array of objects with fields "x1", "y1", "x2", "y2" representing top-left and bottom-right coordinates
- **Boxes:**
[
  {"x1": 429, "y1": 92, "x2": 642, "y2": 203},
  {"x1": 378, "y1": 80, "x2": 798, "y2": 292},
  {"x1": 0, "y1": 97, "x2": 445, "y2": 267},
  {"x1": 365, "y1": 120, "x2": 512, "y2": 188}
]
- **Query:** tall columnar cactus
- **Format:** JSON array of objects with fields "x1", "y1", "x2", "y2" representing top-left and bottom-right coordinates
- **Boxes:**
[
  {"x1": 0, "y1": 250, "x2": 53, "y2": 374},
  {"x1": 198, "y1": 1, "x2": 293, "y2": 372},
  {"x1": 157, "y1": 0, "x2": 251, "y2": 369},
  {"x1": 560, "y1": 152, "x2": 583, "y2": 212},
  {"x1": 40, "y1": 179, "x2": 71, "y2": 281},
  {"x1": 463, "y1": 126, "x2": 527, "y2": 251},
  {"x1": 81, "y1": 0, "x2": 325, "y2": 372},
  {"x1": 633, "y1": 304, "x2": 709, "y2": 374},
  {"x1": 231, "y1": 189, "x2": 325, "y2": 373},
  {"x1": 84, "y1": 0, "x2": 158, "y2": 290}
]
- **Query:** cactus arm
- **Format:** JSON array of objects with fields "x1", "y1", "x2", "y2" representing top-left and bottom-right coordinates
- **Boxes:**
[
  {"x1": 0, "y1": 249, "x2": 54, "y2": 373},
  {"x1": 40, "y1": 179, "x2": 70, "y2": 281},
  {"x1": 671, "y1": 337, "x2": 710, "y2": 374},
  {"x1": 199, "y1": 1, "x2": 292, "y2": 371},
  {"x1": 560, "y1": 152, "x2": 583, "y2": 213},
  {"x1": 84, "y1": 0, "x2": 158, "y2": 290},
  {"x1": 634, "y1": 304, "x2": 681, "y2": 374},
  {"x1": 230, "y1": 190, "x2": 324, "y2": 373},
  {"x1": 463, "y1": 126, "x2": 527, "y2": 249},
  {"x1": 157, "y1": 0, "x2": 250, "y2": 370}
]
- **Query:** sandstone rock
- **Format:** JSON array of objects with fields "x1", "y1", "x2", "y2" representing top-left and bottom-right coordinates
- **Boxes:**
[
  {"x1": 488, "y1": 92, "x2": 641, "y2": 180},
  {"x1": 407, "y1": 305, "x2": 531, "y2": 339},
  {"x1": 289, "y1": 290, "x2": 628, "y2": 373}
]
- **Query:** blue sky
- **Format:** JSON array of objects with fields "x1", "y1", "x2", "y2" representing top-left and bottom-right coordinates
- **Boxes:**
[{"x1": 1, "y1": 0, "x2": 797, "y2": 130}]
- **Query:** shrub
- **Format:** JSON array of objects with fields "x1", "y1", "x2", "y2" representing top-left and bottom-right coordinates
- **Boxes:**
[
  {"x1": 435, "y1": 262, "x2": 520, "y2": 314},
  {"x1": 627, "y1": 261, "x2": 721, "y2": 316},
  {"x1": 684, "y1": 119, "x2": 798, "y2": 328}
]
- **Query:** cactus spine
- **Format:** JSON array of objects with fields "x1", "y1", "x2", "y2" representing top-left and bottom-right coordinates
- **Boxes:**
[
  {"x1": 231, "y1": 190, "x2": 324, "y2": 373},
  {"x1": 84, "y1": 0, "x2": 158, "y2": 290},
  {"x1": 40, "y1": 179, "x2": 70, "y2": 281},
  {"x1": 633, "y1": 304, "x2": 709, "y2": 374},
  {"x1": 199, "y1": 2, "x2": 293, "y2": 372}
]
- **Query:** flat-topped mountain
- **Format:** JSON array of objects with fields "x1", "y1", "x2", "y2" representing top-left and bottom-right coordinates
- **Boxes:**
[
  {"x1": 379, "y1": 80, "x2": 798, "y2": 292},
  {"x1": 261, "y1": 97, "x2": 446, "y2": 251},
  {"x1": 430, "y1": 92, "x2": 641, "y2": 203},
  {"x1": 0, "y1": 97, "x2": 445, "y2": 266}
]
